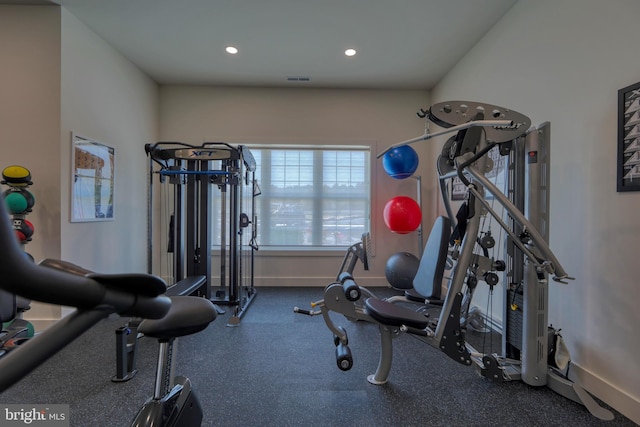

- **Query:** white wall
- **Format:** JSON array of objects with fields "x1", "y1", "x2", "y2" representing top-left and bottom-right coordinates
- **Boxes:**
[
  {"x1": 158, "y1": 86, "x2": 429, "y2": 286},
  {"x1": 0, "y1": 5, "x2": 159, "y2": 325},
  {"x1": 60, "y1": 9, "x2": 159, "y2": 274},
  {"x1": 0, "y1": 6, "x2": 61, "y2": 259},
  {"x1": 0, "y1": 5, "x2": 62, "y2": 324},
  {"x1": 431, "y1": 0, "x2": 640, "y2": 422}
]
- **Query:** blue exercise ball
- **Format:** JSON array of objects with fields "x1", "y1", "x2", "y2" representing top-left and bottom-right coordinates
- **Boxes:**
[{"x1": 382, "y1": 145, "x2": 419, "y2": 179}]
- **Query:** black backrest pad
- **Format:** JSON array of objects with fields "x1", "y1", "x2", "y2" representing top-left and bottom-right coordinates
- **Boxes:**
[{"x1": 413, "y1": 216, "x2": 452, "y2": 299}]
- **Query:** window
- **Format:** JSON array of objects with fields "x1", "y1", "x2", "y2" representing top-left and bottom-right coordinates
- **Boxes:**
[{"x1": 212, "y1": 145, "x2": 371, "y2": 249}]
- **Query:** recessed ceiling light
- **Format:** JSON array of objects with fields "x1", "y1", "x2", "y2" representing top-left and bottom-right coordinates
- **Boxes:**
[
  {"x1": 345, "y1": 48, "x2": 357, "y2": 57},
  {"x1": 225, "y1": 46, "x2": 238, "y2": 54}
]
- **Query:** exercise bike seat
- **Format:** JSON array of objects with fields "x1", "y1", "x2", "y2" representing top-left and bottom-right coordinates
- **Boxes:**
[
  {"x1": 364, "y1": 298, "x2": 430, "y2": 330},
  {"x1": 138, "y1": 296, "x2": 217, "y2": 340}
]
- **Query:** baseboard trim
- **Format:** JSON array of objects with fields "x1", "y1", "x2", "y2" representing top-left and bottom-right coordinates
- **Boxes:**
[
  {"x1": 569, "y1": 362, "x2": 640, "y2": 425},
  {"x1": 473, "y1": 312, "x2": 638, "y2": 424},
  {"x1": 253, "y1": 276, "x2": 388, "y2": 287}
]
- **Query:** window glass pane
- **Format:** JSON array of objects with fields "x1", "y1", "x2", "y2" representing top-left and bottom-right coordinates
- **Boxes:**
[
  {"x1": 213, "y1": 145, "x2": 370, "y2": 248},
  {"x1": 322, "y1": 198, "x2": 367, "y2": 245},
  {"x1": 267, "y1": 199, "x2": 311, "y2": 245},
  {"x1": 271, "y1": 151, "x2": 313, "y2": 188}
]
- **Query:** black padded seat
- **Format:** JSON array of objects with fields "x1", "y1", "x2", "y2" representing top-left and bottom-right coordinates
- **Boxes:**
[
  {"x1": 139, "y1": 296, "x2": 217, "y2": 340},
  {"x1": 404, "y1": 288, "x2": 426, "y2": 303},
  {"x1": 404, "y1": 288, "x2": 444, "y2": 305},
  {"x1": 365, "y1": 298, "x2": 430, "y2": 330}
]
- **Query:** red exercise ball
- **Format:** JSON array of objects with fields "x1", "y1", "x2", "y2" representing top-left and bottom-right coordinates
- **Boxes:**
[{"x1": 383, "y1": 196, "x2": 421, "y2": 234}]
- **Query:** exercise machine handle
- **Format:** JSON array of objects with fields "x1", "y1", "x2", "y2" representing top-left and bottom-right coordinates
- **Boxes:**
[
  {"x1": 293, "y1": 307, "x2": 319, "y2": 316},
  {"x1": 376, "y1": 119, "x2": 513, "y2": 159}
]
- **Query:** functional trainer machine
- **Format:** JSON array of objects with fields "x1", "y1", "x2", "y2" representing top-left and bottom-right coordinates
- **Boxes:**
[
  {"x1": 111, "y1": 142, "x2": 260, "y2": 381},
  {"x1": 145, "y1": 142, "x2": 260, "y2": 326},
  {"x1": 297, "y1": 101, "x2": 614, "y2": 420}
]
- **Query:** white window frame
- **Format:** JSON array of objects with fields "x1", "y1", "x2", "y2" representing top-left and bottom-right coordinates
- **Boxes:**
[{"x1": 210, "y1": 141, "x2": 376, "y2": 254}]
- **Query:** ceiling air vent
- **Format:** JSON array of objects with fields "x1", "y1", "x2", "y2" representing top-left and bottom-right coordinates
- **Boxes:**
[{"x1": 287, "y1": 76, "x2": 311, "y2": 82}]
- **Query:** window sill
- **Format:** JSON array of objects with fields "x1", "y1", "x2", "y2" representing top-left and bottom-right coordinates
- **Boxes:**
[{"x1": 211, "y1": 247, "x2": 346, "y2": 257}]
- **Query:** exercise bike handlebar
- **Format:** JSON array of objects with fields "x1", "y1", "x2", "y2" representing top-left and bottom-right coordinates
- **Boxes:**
[
  {"x1": 0, "y1": 199, "x2": 172, "y2": 392},
  {"x1": 0, "y1": 199, "x2": 170, "y2": 318}
]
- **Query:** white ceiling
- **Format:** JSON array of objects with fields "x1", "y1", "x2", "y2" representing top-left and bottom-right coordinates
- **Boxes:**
[{"x1": 46, "y1": 0, "x2": 517, "y2": 89}]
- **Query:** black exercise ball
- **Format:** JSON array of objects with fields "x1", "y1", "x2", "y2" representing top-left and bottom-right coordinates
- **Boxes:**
[{"x1": 385, "y1": 252, "x2": 420, "y2": 289}]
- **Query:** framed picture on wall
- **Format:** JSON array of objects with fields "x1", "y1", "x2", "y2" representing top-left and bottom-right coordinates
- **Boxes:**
[
  {"x1": 70, "y1": 133, "x2": 115, "y2": 222},
  {"x1": 617, "y1": 81, "x2": 640, "y2": 192}
]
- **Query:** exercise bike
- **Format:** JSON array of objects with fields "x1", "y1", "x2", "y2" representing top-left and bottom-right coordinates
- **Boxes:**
[
  {"x1": 131, "y1": 295, "x2": 216, "y2": 426},
  {"x1": 0, "y1": 197, "x2": 217, "y2": 426}
]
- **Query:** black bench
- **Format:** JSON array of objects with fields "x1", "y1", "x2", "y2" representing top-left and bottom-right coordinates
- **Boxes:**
[{"x1": 363, "y1": 216, "x2": 451, "y2": 385}]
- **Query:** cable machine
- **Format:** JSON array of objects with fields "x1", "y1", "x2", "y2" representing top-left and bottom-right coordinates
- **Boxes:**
[
  {"x1": 502, "y1": 123, "x2": 552, "y2": 384},
  {"x1": 146, "y1": 142, "x2": 259, "y2": 326},
  {"x1": 300, "y1": 101, "x2": 614, "y2": 420}
]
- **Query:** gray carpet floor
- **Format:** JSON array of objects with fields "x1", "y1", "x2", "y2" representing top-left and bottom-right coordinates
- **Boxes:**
[{"x1": 0, "y1": 287, "x2": 634, "y2": 427}]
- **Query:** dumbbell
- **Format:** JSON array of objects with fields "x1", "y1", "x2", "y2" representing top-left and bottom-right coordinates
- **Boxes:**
[
  {"x1": 13, "y1": 218, "x2": 34, "y2": 242},
  {"x1": 1, "y1": 165, "x2": 32, "y2": 187},
  {"x1": 4, "y1": 190, "x2": 35, "y2": 214}
]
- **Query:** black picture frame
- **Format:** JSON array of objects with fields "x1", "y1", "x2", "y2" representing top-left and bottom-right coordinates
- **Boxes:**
[{"x1": 617, "y1": 81, "x2": 640, "y2": 192}]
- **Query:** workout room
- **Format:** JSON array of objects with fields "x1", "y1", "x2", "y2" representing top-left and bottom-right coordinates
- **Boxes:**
[{"x1": 0, "y1": 1, "x2": 639, "y2": 426}]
